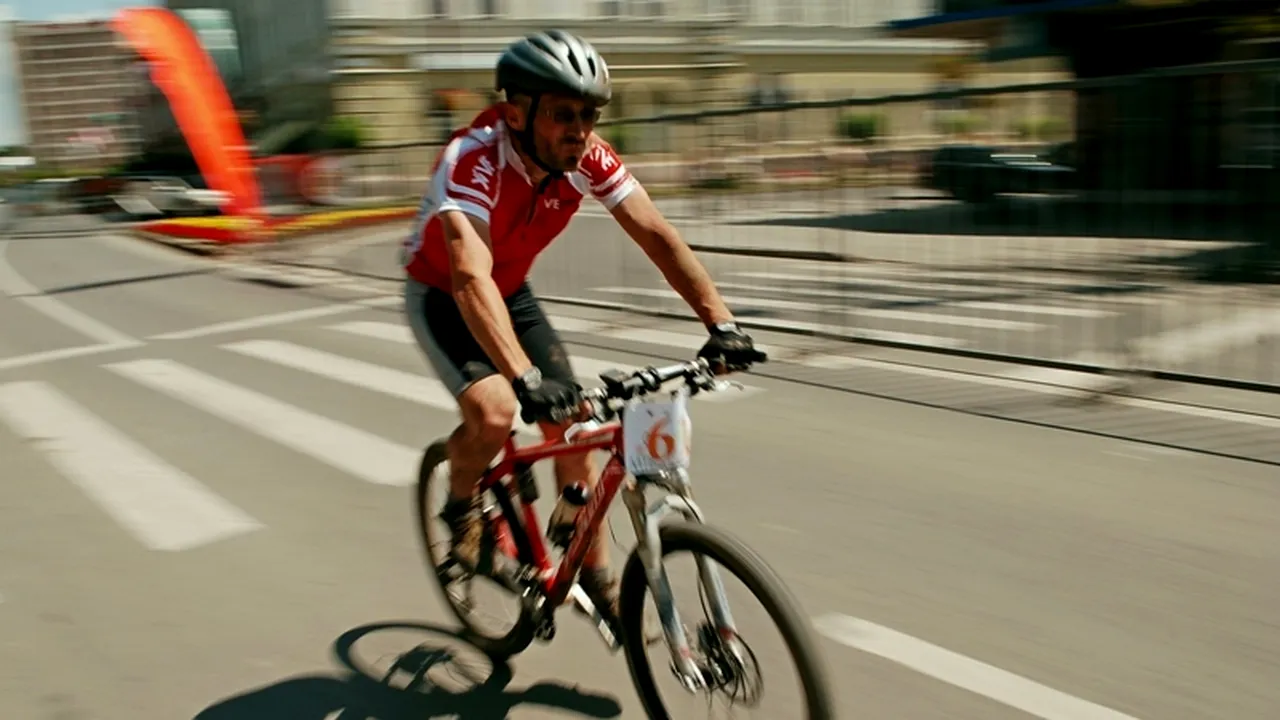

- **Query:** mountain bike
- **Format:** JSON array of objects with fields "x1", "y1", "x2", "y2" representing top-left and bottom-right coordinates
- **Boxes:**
[{"x1": 415, "y1": 356, "x2": 834, "y2": 718}]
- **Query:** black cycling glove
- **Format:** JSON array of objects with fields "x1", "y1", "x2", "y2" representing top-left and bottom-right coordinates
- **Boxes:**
[
  {"x1": 697, "y1": 322, "x2": 767, "y2": 372},
  {"x1": 512, "y1": 368, "x2": 584, "y2": 425}
]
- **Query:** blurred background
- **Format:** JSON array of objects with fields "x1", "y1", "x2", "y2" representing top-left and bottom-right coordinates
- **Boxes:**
[{"x1": 2, "y1": 0, "x2": 1277, "y2": 388}]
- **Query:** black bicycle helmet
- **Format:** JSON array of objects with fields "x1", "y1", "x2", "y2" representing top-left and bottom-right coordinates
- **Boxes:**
[{"x1": 495, "y1": 30, "x2": 611, "y2": 176}]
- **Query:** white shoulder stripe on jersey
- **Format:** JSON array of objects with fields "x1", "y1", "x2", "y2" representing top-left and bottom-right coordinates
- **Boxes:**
[
  {"x1": 445, "y1": 180, "x2": 496, "y2": 208},
  {"x1": 0, "y1": 380, "x2": 262, "y2": 551},
  {"x1": 597, "y1": 176, "x2": 639, "y2": 209},
  {"x1": 590, "y1": 167, "x2": 627, "y2": 193},
  {"x1": 436, "y1": 198, "x2": 491, "y2": 225}
]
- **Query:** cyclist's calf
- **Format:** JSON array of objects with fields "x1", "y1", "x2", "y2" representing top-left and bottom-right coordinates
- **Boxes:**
[{"x1": 448, "y1": 375, "x2": 519, "y2": 501}]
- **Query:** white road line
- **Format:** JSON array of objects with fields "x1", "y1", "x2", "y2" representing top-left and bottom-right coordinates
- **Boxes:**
[
  {"x1": 547, "y1": 315, "x2": 611, "y2": 334},
  {"x1": 815, "y1": 614, "x2": 1143, "y2": 720},
  {"x1": 355, "y1": 295, "x2": 401, "y2": 308},
  {"x1": 223, "y1": 264, "x2": 338, "y2": 286},
  {"x1": 594, "y1": 287, "x2": 1043, "y2": 331},
  {"x1": 222, "y1": 340, "x2": 451, "y2": 407},
  {"x1": 732, "y1": 315, "x2": 969, "y2": 349},
  {"x1": 798, "y1": 263, "x2": 1161, "y2": 290},
  {"x1": 1131, "y1": 307, "x2": 1280, "y2": 366},
  {"x1": 0, "y1": 241, "x2": 141, "y2": 347},
  {"x1": 731, "y1": 270, "x2": 999, "y2": 296},
  {"x1": 0, "y1": 342, "x2": 133, "y2": 372},
  {"x1": 149, "y1": 304, "x2": 362, "y2": 341},
  {"x1": 713, "y1": 281, "x2": 1115, "y2": 318},
  {"x1": 540, "y1": 296, "x2": 973, "y2": 349},
  {"x1": 802, "y1": 353, "x2": 1280, "y2": 430},
  {"x1": 105, "y1": 359, "x2": 419, "y2": 486},
  {"x1": 328, "y1": 320, "x2": 413, "y2": 344},
  {"x1": 222, "y1": 264, "x2": 392, "y2": 296},
  {"x1": 221, "y1": 339, "x2": 537, "y2": 436},
  {"x1": 305, "y1": 226, "x2": 408, "y2": 264},
  {"x1": 0, "y1": 380, "x2": 262, "y2": 552}
]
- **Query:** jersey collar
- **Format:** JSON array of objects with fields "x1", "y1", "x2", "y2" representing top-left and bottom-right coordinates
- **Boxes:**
[{"x1": 498, "y1": 120, "x2": 532, "y2": 185}]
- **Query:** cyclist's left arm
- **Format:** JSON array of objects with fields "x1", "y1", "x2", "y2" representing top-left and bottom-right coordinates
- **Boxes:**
[{"x1": 586, "y1": 139, "x2": 734, "y2": 329}]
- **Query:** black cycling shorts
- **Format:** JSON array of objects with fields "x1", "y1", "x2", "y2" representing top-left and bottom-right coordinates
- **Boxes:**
[{"x1": 405, "y1": 277, "x2": 576, "y2": 398}]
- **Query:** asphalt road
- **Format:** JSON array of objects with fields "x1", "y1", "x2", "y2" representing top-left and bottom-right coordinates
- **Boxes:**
[{"x1": 1, "y1": 229, "x2": 1279, "y2": 719}]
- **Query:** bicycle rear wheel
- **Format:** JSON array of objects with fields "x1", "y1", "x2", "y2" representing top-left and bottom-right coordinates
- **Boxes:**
[
  {"x1": 415, "y1": 439, "x2": 537, "y2": 659},
  {"x1": 618, "y1": 521, "x2": 836, "y2": 719}
]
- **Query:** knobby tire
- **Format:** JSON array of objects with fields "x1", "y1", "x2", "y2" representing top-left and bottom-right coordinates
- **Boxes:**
[{"x1": 617, "y1": 521, "x2": 836, "y2": 720}]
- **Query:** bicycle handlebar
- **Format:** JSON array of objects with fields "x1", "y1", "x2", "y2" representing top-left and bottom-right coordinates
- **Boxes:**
[
  {"x1": 585, "y1": 357, "x2": 714, "y2": 403},
  {"x1": 569, "y1": 356, "x2": 741, "y2": 432},
  {"x1": 535, "y1": 353, "x2": 765, "y2": 433}
]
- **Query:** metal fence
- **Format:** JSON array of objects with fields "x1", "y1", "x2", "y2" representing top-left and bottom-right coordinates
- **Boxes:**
[
  {"x1": 527, "y1": 58, "x2": 1280, "y2": 392},
  {"x1": 11, "y1": 57, "x2": 1275, "y2": 392}
]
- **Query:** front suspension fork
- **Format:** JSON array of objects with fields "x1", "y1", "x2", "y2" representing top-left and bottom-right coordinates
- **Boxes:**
[{"x1": 623, "y1": 469, "x2": 740, "y2": 691}]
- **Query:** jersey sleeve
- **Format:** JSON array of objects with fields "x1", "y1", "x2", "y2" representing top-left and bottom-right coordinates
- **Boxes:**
[
  {"x1": 580, "y1": 139, "x2": 640, "y2": 210},
  {"x1": 433, "y1": 135, "x2": 500, "y2": 225}
]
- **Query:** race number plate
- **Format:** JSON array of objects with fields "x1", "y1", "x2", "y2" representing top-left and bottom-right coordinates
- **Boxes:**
[{"x1": 622, "y1": 392, "x2": 692, "y2": 476}]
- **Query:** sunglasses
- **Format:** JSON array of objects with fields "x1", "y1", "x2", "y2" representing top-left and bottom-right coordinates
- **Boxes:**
[{"x1": 542, "y1": 105, "x2": 602, "y2": 125}]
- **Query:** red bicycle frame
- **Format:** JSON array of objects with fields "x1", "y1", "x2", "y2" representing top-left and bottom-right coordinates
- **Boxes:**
[{"x1": 479, "y1": 420, "x2": 631, "y2": 608}]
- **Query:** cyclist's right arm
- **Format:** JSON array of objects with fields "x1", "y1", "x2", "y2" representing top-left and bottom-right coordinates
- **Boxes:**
[{"x1": 442, "y1": 212, "x2": 535, "y2": 383}]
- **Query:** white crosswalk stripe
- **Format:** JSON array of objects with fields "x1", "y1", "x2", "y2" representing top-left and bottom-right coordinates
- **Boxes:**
[
  {"x1": 0, "y1": 380, "x2": 262, "y2": 551},
  {"x1": 105, "y1": 358, "x2": 421, "y2": 487},
  {"x1": 561, "y1": 264, "x2": 1168, "y2": 356},
  {"x1": 220, "y1": 339, "x2": 538, "y2": 435},
  {"x1": 219, "y1": 262, "x2": 393, "y2": 298},
  {"x1": 590, "y1": 286, "x2": 1044, "y2": 331},
  {"x1": 0, "y1": 315, "x2": 769, "y2": 554},
  {"x1": 709, "y1": 282, "x2": 1115, "y2": 319}
]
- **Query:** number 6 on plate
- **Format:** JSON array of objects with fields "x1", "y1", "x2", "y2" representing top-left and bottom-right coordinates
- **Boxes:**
[{"x1": 622, "y1": 390, "x2": 692, "y2": 476}]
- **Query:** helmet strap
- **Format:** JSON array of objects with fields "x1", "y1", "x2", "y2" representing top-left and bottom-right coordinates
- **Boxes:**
[{"x1": 513, "y1": 93, "x2": 564, "y2": 179}]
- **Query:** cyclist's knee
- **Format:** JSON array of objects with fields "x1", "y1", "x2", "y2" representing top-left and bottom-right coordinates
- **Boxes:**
[{"x1": 458, "y1": 376, "x2": 518, "y2": 453}]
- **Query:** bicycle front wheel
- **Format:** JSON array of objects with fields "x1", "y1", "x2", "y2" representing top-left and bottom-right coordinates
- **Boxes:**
[{"x1": 618, "y1": 521, "x2": 836, "y2": 719}]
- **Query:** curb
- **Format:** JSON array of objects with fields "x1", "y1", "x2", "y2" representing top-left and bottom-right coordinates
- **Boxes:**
[
  {"x1": 686, "y1": 243, "x2": 859, "y2": 263},
  {"x1": 131, "y1": 206, "x2": 417, "y2": 255}
]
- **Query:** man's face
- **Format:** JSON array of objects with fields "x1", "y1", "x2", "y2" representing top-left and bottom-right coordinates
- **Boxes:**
[{"x1": 525, "y1": 94, "x2": 602, "y2": 172}]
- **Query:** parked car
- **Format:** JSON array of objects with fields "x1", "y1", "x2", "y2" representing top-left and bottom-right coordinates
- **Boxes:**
[{"x1": 924, "y1": 142, "x2": 1076, "y2": 204}]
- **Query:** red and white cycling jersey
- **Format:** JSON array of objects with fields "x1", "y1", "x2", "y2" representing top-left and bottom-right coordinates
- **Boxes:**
[{"x1": 403, "y1": 105, "x2": 639, "y2": 297}]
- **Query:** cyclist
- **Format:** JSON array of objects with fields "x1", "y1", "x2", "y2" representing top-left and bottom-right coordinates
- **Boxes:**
[{"x1": 403, "y1": 29, "x2": 765, "y2": 633}]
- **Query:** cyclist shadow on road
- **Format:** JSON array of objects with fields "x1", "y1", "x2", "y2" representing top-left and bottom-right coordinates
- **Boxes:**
[{"x1": 193, "y1": 620, "x2": 623, "y2": 719}]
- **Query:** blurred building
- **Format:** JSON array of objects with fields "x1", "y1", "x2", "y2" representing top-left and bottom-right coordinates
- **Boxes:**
[
  {"x1": 154, "y1": 0, "x2": 1063, "y2": 151},
  {"x1": 889, "y1": 0, "x2": 1280, "y2": 196},
  {"x1": 11, "y1": 18, "x2": 146, "y2": 169}
]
